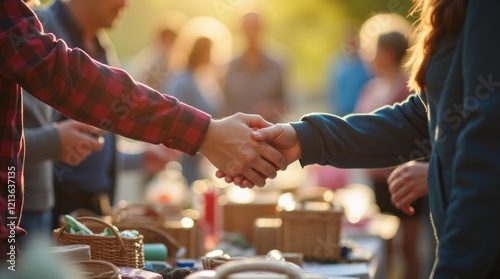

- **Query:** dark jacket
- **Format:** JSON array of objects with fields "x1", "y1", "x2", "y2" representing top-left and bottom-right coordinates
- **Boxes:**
[{"x1": 292, "y1": 1, "x2": 500, "y2": 278}]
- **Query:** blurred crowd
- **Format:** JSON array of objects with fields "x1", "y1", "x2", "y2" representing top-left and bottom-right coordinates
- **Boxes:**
[{"x1": 21, "y1": 1, "x2": 433, "y2": 278}]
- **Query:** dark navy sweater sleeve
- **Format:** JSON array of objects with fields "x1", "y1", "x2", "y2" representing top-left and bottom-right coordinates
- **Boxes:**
[
  {"x1": 291, "y1": 93, "x2": 429, "y2": 168},
  {"x1": 433, "y1": 0, "x2": 500, "y2": 277}
]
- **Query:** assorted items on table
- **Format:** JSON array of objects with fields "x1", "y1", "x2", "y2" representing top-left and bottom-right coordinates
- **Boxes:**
[{"x1": 37, "y1": 181, "x2": 390, "y2": 279}]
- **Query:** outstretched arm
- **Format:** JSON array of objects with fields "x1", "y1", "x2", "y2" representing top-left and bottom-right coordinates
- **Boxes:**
[
  {"x1": 0, "y1": 0, "x2": 285, "y2": 186},
  {"x1": 220, "y1": 94, "x2": 430, "y2": 187},
  {"x1": 289, "y1": 94, "x2": 429, "y2": 168}
]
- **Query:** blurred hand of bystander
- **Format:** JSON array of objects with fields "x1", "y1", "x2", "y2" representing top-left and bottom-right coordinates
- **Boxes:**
[{"x1": 55, "y1": 120, "x2": 104, "y2": 165}]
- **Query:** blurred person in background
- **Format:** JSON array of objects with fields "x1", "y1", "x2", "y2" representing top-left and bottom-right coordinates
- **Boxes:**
[
  {"x1": 223, "y1": 12, "x2": 285, "y2": 123},
  {"x1": 314, "y1": 27, "x2": 372, "y2": 192},
  {"x1": 20, "y1": 0, "x2": 109, "y2": 242},
  {"x1": 355, "y1": 31, "x2": 425, "y2": 279},
  {"x1": 165, "y1": 37, "x2": 223, "y2": 117},
  {"x1": 163, "y1": 36, "x2": 224, "y2": 184},
  {"x1": 326, "y1": 26, "x2": 371, "y2": 116},
  {"x1": 1, "y1": 0, "x2": 288, "y2": 260},
  {"x1": 132, "y1": 11, "x2": 187, "y2": 91},
  {"x1": 21, "y1": 96, "x2": 103, "y2": 242},
  {"x1": 21, "y1": 0, "x2": 105, "y2": 238},
  {"x1": 29, "y1": 0, "x2": 179, "y2": 230},
  {"x1": 355, "y1": 32, "x2": 410, "y2": 112}
]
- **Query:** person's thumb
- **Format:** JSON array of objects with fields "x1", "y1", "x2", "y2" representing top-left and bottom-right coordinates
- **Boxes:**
[
  {"x1": 251, "y1": 125, "x2": 279, "y2": 142},
  {"x1": 241, "y1": 113, "x2": 273, "y2": 129}
]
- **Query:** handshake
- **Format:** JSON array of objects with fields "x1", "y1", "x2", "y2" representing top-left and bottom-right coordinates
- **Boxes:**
[{"x1": 198, "y1": 113, "x2": 302, "y2": 188}]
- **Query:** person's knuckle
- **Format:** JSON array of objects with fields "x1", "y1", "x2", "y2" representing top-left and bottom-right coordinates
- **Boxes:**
[
  {"x1": 253, "y1": 175, "x2": 264, "y2": 186},
  {"x1": 265, "y1": 166, "x2": 277, "y2": 178},
  {"x1": 249, "y1": 140, "x2": 260, "y2": 149},
  {"x1": 243, "y1": 151, "x2": 258, "y2": 163},
  {"x1": 271, "y1": 151, "x2": 283, "y2": 164},
  {"x1": 248, "y1": 173, "x2": 259, "y2": 184},
  {"x1": 233, "y1": 179, "x2": 245, "y2": 187},
  {"x1": 226, "y1": 161, "x2": 242, "y2": 176},
  {"x1": 402, "y1": 175, "x2": 411, "y2": 183}
]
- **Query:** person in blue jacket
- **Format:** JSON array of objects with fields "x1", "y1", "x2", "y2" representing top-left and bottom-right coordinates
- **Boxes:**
[{"x1": 219, "y1": 0, "x2": 500, "y2": 277}]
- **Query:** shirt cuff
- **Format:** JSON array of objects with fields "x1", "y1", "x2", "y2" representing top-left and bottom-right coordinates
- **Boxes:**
[
  {"x1": 290, "y1": 120, "x2": 324, "y2": 167},
  {"x1": 163, "y1": 103, "x2": 211, "y2": 156}
]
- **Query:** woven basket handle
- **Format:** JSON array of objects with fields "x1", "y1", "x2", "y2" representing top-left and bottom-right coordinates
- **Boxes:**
[
  {"x1": 214, "y1": 259, "x2": 302, "y2": 279},
  {"x1": 115, "y1": 203, "x2": 163, "y2": 219},
  {"x1": 295, "y1": 186, "x2": 335, "y2": 204},
  {"x1": 54, "y1": 216, "x2": 126, "y2": 256}
]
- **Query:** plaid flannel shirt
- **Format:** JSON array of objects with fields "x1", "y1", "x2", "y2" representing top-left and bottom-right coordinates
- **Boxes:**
[{"x1": 0, "y1": 0, "x2": 210, "y2": 257}]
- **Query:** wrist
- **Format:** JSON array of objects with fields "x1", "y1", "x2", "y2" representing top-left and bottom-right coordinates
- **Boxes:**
[
  {"x1": 289, "y1": 144, "x2": 302, "y2": 163},
  {"x1": 287, "y1": 124, "x2": 302, "y2": 162},
  {"x1": 199, "y1": 119, "x2": 217, "y2": 156}
]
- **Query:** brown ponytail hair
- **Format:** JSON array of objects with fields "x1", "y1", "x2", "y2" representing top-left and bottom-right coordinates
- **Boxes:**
[{"x1": 407, "y1": 0, "x2": 467, "y2": 92}]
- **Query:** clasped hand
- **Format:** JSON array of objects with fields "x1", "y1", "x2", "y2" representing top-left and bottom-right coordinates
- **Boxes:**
[
  {"x1": 199, "y1": 114, "x2": 301, "y2": 188},
  {"x1": 205, "y1": 114, "x2": 430, "y2": 217}
]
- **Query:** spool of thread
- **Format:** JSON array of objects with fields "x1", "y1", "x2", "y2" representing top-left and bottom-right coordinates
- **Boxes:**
[{"x1": 143, "y1": 243, "x2": 168, "y2": 261}]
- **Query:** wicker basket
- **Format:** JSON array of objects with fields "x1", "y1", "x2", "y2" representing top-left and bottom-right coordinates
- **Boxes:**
[
  {"x1": 253, "y1": 218, "x2": 281, "y2": 255},
  {"x1": 163, "y1": 219, "x2": 200, "y2": 259},
  {"x1": 71, "y1": 215, "x2": 184, "y2": 259},
  {"x1": 118, "y1": 224, "x2": 182, "y2": 256},
  {"x1": 54, "y1": 217, "x2": 145, "y2": 268},
  {"x1": 113, "y1": 203, "x2": 184, "y2": 224},
  {"x1": 279, "y1": 204, "x2": 343, "y2": 262},
  {"x1": 115, "y1": 223, "x2": 185, "y2": 266},
  {"x1": 70, "y1": 260, "x2": 122, "y2": 279},
  {"x1": 114, "y1": 204, "x2": 203, "y2": 259},
  {"x1": 67, "y1": 217, "x2": 184, "y2": 265},
  {"x1": 222, "y1": 202, "x2": 278, "y2": 242}
]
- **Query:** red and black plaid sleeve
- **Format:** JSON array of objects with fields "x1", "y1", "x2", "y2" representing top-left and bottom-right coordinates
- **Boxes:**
[
  {"x1": 0, "y1": 0, "x2": 211, "y2": 257},
  {"x1": 1, "y1": 0, "x2": 211, "y2": 154}
]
